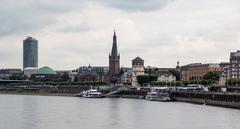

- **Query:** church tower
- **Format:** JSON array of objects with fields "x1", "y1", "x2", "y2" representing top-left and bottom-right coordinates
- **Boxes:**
[{"x1": 109, "y1": 30, "x2": 120, "y2": 83}]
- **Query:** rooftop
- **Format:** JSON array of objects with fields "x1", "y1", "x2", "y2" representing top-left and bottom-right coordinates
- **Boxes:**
[
  {"x1": 37, "y1": 66, "x2": 56, "y2": 75},
  {"x1": 132, "y1": 57, "x2": 144, "y2": 61}
]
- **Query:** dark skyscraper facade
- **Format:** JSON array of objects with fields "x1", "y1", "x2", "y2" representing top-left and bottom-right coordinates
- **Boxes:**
[
  {"x1": 23, "y1": 37, "x2": 38, "y2": 68},
  {"x1": 109, "y1": 30, "x2": 120, "y2": 83}
]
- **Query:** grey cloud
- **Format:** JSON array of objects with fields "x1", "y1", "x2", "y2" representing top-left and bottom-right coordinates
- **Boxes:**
[
  {"x1": 61, "y1": 23, "x2": 94, "y2": 33},
  {"x1": 94, "y1": 0, "x2": 174, "y2": 12},
  {"x1": 0, "y1": 0, "x2": 87, "y2": 37},
  {"x1": 0, "y1": 0, "x2": 173, "y2": 37},
  {"x1": 204, "y1": 24, "x2": 240, "y2": 43},
  {"x1": 185, "y1": 18, "x2": 240, "y2": 43},
  {"x1": 0, "y1": 10, "x2": 55, "y2": 36},
  {"x1": 0, "y1": 0, "x2": 239, "y2": 69}
]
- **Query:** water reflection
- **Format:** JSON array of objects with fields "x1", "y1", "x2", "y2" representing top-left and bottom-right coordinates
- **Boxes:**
[
  {"x1": 0, "y1": 95, "x2": 240, "y2": 129},
  {"x1": 21, "y1": 96, "x2": 37, "y2": 128},
  {"x1": 107, "y1": 98, "x2": 120, "y2": 127}
]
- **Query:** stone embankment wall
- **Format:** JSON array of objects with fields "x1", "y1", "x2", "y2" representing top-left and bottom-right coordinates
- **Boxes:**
[
  {"x1": 172, "y1": 92, "x2": 240, "y2": 109},
  {"x1": 0, "y1": 85, "x2": 93, "y2": 94}
]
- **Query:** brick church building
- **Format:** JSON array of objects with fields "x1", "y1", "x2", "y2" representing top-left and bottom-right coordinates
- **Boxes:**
[{"x1": 109, "y1": 30, "x2": 121, "y2": 84}]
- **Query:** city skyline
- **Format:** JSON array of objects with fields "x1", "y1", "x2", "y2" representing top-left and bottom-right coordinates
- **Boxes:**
[{"x1": 0, "y1": 0, "x2": 239, "y2": 69}]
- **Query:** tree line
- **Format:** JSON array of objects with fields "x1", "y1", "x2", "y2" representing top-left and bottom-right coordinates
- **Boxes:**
[{"x1": 137, "y1": 71, "x2": 221, "y2": 86}]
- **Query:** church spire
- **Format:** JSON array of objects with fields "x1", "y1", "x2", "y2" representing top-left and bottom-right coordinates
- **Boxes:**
[
  {"x1": 114, "y1": 28, "x2": 116, "y2": 37},
  {"x1": 111, "y1": 29, "x2": 118, "y2": 57}
]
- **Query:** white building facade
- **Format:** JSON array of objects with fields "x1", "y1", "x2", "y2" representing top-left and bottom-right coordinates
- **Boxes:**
[
  {"x1": 157, "y1": 71, "x2": 176, "y2": 83},
  {"x1": 24, "y1": 67, "x2": 38, "y2": 78}
]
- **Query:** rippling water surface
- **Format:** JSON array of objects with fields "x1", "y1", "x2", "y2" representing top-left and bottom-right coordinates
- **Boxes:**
[{"x1": 0, "y1": 94, "x2": 240, "y2": 129}]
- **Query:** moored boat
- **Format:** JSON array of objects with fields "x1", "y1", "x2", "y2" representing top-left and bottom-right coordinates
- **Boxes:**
[
  {"x1": 145, "y1": 91, "x2": 158, "y2": 101},
  {"x1": 81, "y1": 89, "x2": 104, "y2": 98},
  {"x1": 145, "y1": 87, "x2": 171, "y2": 102}
]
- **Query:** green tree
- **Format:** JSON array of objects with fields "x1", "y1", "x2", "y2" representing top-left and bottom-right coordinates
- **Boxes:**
[
  {"x1": 203, "y1": 72, "x2": 220, "y2": 81},
  {"x1": 175, "y1": 81, "x2": 181, "y2": 86},
  {"x1": 61, "y1": 73, "x2": 70, "y2": 82},
  {"x1": 200, "y1": 80, "x2": 209, "y2": 86},
  {"x1": 137, "y1": 75, "x2": 157, "y2": 86},
  {"x1": 183, "y1": 80, "x2": 190, "y2": 86},
  {"x1": 203, "y1": 72, "x2": 220, "y2": 85},
  {"x1": 9, "y1": 74, "x2": 27, "y2": 80},
  {"x1": 169, "y1": 69, "x2": 180, "y2": 81}
]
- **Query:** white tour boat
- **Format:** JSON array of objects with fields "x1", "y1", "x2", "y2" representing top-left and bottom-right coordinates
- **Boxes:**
[
  {"x1": 145, "y1": 87, "x2": 171, "y2": 101},
  {"x1": 81, "y1": 89, "x2": 104, "y2": 98}
]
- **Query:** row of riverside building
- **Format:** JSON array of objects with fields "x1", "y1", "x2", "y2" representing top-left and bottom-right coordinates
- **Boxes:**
[
  {"x1": 179, "y1": 50, "x2": 240, "y2": 85},
  {"x1": 0, "y1": 30, "x2": 240, "y2": 86}
]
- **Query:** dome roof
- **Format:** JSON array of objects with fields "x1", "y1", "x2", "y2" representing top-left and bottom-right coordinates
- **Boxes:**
[{"x1": 37, "y1": 66, "x2": 56, "y2": 74}]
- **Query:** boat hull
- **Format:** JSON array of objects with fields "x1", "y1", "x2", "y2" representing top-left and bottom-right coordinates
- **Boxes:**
[
  {"x1": 79, "y1": 89, "x2": 105, "y2": 98},
  {"x1": 82, "y1": 95, "x2": 105, "y2": 98},
  {"x1": 145, "y1": 96, "x2": 171, "y2": 102}
]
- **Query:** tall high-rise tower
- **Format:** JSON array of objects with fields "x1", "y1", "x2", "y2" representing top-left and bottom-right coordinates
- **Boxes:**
[
  {"x1": 23, "y1": 37, "x2": 38, "y2": 69},
  {"x1": 109, "y1": 30, "x2": 120, "y2": 83}
]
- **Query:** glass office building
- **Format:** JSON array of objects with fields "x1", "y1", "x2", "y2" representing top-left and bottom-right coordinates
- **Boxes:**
[{"x1": 23, "y1": 37, "x2": 38, "y2": 68}]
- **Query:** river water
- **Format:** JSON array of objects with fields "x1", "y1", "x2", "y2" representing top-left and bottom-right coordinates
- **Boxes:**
[{"x1": 0, "y1": 94, "x2": 240, "y2": 129}]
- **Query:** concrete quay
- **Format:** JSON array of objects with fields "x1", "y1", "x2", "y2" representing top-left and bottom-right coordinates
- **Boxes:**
[
  {"x1": 2, "y1": 85, "x2": 240, "y2": 109},
  {"x1": 172, "y1": 92, "x2": 240, "y2": 109}
]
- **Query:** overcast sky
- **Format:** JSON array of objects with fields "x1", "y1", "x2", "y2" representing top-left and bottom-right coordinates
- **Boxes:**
[{"x1": 0, "y1": 0, "x2": 240, "y2": 70}]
